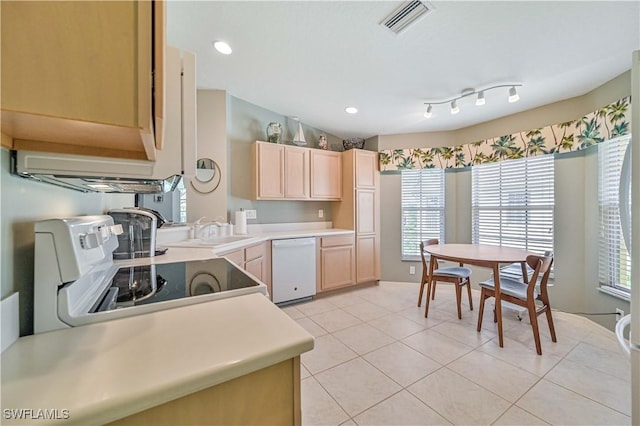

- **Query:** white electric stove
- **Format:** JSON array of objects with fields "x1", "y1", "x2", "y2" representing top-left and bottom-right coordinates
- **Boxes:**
[{"x1": 33, "y1": 215, "x2": 267, "y2": 334}]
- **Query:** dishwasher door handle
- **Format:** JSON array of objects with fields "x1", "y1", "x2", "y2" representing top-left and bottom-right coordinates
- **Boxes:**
[{"x1": 272, "y1": 238, "x2": 315, "y2": 248}]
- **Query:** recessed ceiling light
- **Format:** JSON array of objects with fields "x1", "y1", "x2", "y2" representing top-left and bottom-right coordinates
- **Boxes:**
[
  {"x1": 345, "y1": 106, "x2": 358, "y2": 114},
  {"x1": 213, "y1": 41, "x2": 232, "y2": 55}
]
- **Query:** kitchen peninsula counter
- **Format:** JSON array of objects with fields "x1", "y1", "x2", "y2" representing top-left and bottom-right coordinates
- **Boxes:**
[
  {"x1": 157, "y1": 225, "x2": 355, "y2": 255},
  {"x1": 1, "y1": 293, "x2": 313, "y2": 425}
]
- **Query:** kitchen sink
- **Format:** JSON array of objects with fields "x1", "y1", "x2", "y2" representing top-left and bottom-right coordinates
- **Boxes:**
[{"x1": 199, "y1": 235, "x2": 253, "y2": 245}]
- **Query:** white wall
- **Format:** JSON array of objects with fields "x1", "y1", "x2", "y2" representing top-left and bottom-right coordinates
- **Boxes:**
[
  {"x1": 186, "y1": 89, "x2": 229, "y2": 222},
  {"x1": 0, "y1": 148, "x2": 133, "y2": 335}
]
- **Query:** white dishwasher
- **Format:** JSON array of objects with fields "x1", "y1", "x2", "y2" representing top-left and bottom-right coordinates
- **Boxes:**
[{"x1": 271, "y1": 238, "x2": 317, "y2": 304}]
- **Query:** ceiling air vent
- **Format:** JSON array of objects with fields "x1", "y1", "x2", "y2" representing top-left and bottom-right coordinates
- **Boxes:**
[{"x1": 380, "y1": 1, "x2": 434, "y2": 34}]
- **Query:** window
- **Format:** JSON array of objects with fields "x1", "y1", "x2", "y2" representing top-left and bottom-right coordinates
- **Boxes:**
[
  {"x1": 401, "y1": 169, "x2": 445, "y2": 260},
  {"x1": 472, "y1": 155, "x2": 554, "y2": 254},
  {"x1": 598, "y1": 136, "x2": 631, "y2": 293}
]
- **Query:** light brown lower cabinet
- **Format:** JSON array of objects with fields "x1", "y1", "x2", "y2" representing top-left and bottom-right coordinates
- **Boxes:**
[
  {"x1": 245, "y1": 256, "x2": 264, "y2": 282},
  {"x1": 222, "y1": 242, "x2": 271, "y2": 299},
  {"x1": 356, "y1": 235, "x2": 379, "y2": 283},
  {"x1": 108, "y1": 356, "x2": 301, "y2": 426},
  {"x1": 319, "y1": 235, "x2": 355, "y2": 292},
  {"x1": 224, "y1": 249, "x2": 244, "y2": 267}
]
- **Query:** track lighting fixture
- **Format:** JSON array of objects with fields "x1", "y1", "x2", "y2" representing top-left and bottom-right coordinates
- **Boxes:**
[
  {"x1": 450, "y1": 100, "x2": 459, "y2": 115},
  {"x1": 508, "y1": 86, "x2": 520, "y2": 103},
  {"x1": 423, "y1": 83, "x2": 522, "y2": 118}
]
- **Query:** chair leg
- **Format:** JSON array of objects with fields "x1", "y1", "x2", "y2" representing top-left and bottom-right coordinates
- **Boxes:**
[
  {"x1": 455, "y1": 282, "x2": 462, "y2": 320},
  {"x1": 466, "y1": 279, "x2": 473, "y2": 311},
  {"x1": 418, "y1": 277, "x2": 426, "y2": 307},
  {"x1": 544, "y1": 305, "x2": 557, "y2": 342},
  {"x1": 424, "y1": 280, "x2": 433, "y2": 318},
  {"x1": 477, "y1": 288, "x2": 487, "y2": 332},
  {"x1": 527, "y1": 302, "x2": 543, "y2": 355},
  {"x1": 431, "y1": 282, "x2": 437, "y2": 300}
]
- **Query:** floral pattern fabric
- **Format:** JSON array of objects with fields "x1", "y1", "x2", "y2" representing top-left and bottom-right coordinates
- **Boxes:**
[{"x1": 379, "y1": 97, "x2": 631, "y2": 171}]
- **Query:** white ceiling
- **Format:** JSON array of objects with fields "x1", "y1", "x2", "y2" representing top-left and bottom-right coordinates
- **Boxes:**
[{"x1": 167, "y1": 1, "x2": 640, "y2": 139}]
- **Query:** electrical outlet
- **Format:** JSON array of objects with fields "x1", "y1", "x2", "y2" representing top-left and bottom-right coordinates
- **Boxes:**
[
  {"x1": 318, "y1": 209, "x2": 324, "y2": 218},
  {"x1": 409, "y1": 266, "x2": 416, "y2": 275},
  {"x1": 616, "y1": 308, "x2": 624, "y2": 322},
  {"x1": 245, "y1": 209, "x2": 257, "y2": 220}
]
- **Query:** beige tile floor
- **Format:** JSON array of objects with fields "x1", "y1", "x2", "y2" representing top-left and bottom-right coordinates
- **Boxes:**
[{"x1": 281, "y1": 281, "x2": 632, "y2": 426}]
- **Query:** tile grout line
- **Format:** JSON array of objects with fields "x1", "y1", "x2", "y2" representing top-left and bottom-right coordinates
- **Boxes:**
[
  {"x1": 500, "y1": 328, "x2": 630, "y2": 423},
  {"x1": 290, "y1": 284, "x2": 630, "y2": 425},
  {"x1": 305, "y1": 308, "x2": 500, "y2": 425}
]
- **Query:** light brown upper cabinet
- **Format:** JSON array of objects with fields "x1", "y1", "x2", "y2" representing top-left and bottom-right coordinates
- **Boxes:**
[
  {"x1": 0, "y1": 1, "x2": 165, "y2": 161},
  {"x1": 284, "y1": 146, "x2": 310, "y2": 199},
  {"x1": 333, "y1": 149, "x2": 381, "y2": 284},
  {"x1": 252, "y1": 142, "x2": 341, "y2": 201},
  {"x1": 310, "y1": 150, "x2": 342, "y2": 200},
  {"x1": 253, "y1": 142, "x2": 310, "y2": 200},
  {"x1": 253, "y1": 142, "x2": 285, "y2": 199},
  {"x1": 355, "y1": 150, "x2": 377, "y2": 189}
]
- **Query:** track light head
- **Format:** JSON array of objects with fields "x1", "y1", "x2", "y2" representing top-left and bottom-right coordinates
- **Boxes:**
[
  {"x1": 423, "y1": 83, "x2": 521, "y2": 118},
  {"x1": 508, "y1": 86, "x2": 520, "y2": 103},
  {"x1": 450, "y1": 100, "x2": 460, "y2": 115}
]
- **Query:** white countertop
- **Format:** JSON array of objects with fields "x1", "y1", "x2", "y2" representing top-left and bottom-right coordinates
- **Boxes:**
[
  {"x1": 158, "y1": 227, "x2": 355, "y2": 254},
  {"x1": 1, "y1": 293, "x2": 314, "y2": 425}
]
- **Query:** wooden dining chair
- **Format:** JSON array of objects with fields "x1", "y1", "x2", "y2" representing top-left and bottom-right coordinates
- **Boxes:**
[
  {"x1": 495, "y1": 250, "x2": 553, "y2": 283},
  {"x1": 477, "y1": 253, "x2": 555, "y2": 355},
  {"x1": 418, "y1": 239, "x2": 473, "y2": 319}
]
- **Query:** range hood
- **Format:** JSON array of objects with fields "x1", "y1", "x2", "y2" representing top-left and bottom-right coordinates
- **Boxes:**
[
  {"x1": 10, "y1": 46, "x2": 196, "y2": 194},
  {"x1": 11, "y1": 150, "x2": 181, "y2": 194}
]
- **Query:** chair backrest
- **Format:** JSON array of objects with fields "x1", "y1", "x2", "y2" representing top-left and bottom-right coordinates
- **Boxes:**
[
  {"x1": 526, "y1": 253, "x2": 554, "y2": 296},
  {"x1": 419, "y1": 239, "x2": 440, "y2": 269}
]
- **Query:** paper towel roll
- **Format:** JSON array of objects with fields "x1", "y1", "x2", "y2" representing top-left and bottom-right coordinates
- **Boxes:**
[{"x1": 235, "y1": 210, "x2": 247, "y2": 235}]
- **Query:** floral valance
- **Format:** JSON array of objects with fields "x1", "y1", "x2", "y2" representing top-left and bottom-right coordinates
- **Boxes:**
[{"x1": 379, "y1": 96, "x2": 631, "y2": 171}]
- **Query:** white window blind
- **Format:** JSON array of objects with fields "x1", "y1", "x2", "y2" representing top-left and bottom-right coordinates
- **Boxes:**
[
  {"x1": 472, "y1": 155, "x2": 554, "y2": 254},
  {"x1": 401, "y1": 169, "x2": 445, "y2": 260},
  {"x1": 598, "y1": 136, "x2": 631, "y2": 292}
]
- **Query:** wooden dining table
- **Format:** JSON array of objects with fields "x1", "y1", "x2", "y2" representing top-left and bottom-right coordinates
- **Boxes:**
[{"x1": 423, "y1": 243, "x2": 535, "y2": 348}]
